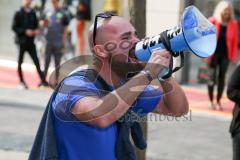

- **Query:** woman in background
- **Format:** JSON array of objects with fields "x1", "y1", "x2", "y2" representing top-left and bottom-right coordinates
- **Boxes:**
[{"x1": 206, "y1": 0, "x2": 238, "y2": 110}]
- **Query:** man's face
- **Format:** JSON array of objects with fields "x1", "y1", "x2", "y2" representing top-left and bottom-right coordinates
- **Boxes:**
[
  {"x1": 23, "y1": 0, "x2": 32, "y2": 7},
  {"x1": 51, "y1": 0, "x2": 59, "y2": 7},
  {"x1": 102, "y1": 17, "x2": 145, "y2": 79}
]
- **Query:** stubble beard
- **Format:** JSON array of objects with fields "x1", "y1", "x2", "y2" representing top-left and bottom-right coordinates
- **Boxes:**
[{"x1": 109, "y1": 53, "x2": 146, "y2": 80}]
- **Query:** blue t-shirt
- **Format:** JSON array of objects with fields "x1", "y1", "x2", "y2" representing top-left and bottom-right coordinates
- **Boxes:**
[{"x1": 52, "y1": 74, "x2": 162, "y2": 160}]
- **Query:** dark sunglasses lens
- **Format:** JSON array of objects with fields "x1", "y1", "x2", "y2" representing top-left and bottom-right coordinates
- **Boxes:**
[
  {"x1": 93, "y1": 12, "x2": 115, "y2": 45},
  {"x1": 98, "y1": 13, "x2": 114, "y2": 18}
]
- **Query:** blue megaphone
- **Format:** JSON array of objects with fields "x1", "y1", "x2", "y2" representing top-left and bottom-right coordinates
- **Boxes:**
[{"x1": 134, "y1": 6, "x2": 217, "y2": 79}]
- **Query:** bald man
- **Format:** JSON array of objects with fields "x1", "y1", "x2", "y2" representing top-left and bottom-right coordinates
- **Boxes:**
[{"x1": 29, "y1": 14, "x2": 189, "y2": 160}]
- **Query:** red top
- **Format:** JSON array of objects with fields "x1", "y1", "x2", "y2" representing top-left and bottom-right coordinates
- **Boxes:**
[{"x1": 206, "y1": 16, "x2": 238, "y2": 62}]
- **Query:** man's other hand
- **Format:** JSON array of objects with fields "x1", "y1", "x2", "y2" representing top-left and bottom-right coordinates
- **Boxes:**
[{"x1": 144, "y1": 49, "x2": 171, "y2": 79}]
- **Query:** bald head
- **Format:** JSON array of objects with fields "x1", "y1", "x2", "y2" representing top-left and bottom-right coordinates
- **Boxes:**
[{"x1": 88, "y1": 16, "x2": 136, "y2": 52}]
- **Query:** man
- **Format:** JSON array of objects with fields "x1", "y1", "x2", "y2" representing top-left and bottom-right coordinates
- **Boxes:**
[
  {"x1": 29, "y1": 14, "x2": 189, "y2": 160},
  {"x1": 12, "y1": 0, "x2": 48, "y2": 89},
  {"x1": 40, "y1": 0, "x2": 69, "y2": 84}
]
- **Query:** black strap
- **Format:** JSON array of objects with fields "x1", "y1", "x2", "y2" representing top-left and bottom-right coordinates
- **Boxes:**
[
  {"x1": 160, "y1": 31, "x2": 174, "y2": 79},
  {"x1": 160, "y1": 31, "x2": 185, "y2": 79}
]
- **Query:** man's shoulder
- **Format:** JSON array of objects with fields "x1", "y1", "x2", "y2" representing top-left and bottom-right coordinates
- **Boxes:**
[
  {"x1": 15, "y1": 8, "x2": 36, "y2": 15},
  {"x1": 51, "y1": 71, "x2": 100, "y2": 121},
  {"x1": 63, "y1": 69, "x2": 100, "y2": 84},
  {"x1": 56, "y1": 70, "x2": 99, "y2": 95},
  {"x1": 62, "y1": 71, "x2": 94, "y2": 85},
  {"x1": 15, "y1": 8, "x2": 24, "y2": 16},
  {"x1": 30, "y1": 8, "x2": 37, "y2": 14}
]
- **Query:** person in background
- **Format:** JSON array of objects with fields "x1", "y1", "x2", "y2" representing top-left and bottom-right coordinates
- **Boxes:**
[
  {"x1": 40, "y1": 0, "x2": 69, "y2": 85},
  {"x1": 12, "y1": 0, "x2": 48, "y2": 89},
  {"x1": 205, "y1": 0, "x2": 238, "y2": 110},
  {"x1": 227, "y1": 64, "x2": 240, "y2": 160},
  {"x1": 76, "y1": 0, "x2": 91, "y2": 55},
  {"x1": 103, "y1": 0, "x2": 120, "y2": 15}
]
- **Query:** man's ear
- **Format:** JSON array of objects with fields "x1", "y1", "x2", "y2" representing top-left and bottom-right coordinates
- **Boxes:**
[{"x1": 93, "y1": 45, "x2": 109, "y2": 58}]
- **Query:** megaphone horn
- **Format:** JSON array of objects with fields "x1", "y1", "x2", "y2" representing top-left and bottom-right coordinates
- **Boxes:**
[{"x1": 134, "y1": 6, "x2": 217, "y2": 79}]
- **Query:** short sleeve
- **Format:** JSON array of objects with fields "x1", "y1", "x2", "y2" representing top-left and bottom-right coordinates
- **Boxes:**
[
  {"x1": 131, "y1": 85, "x2": 162, "y2": 117},
  {"x1": 52, "y1": 75, "x2": 100, "y2": 121}
]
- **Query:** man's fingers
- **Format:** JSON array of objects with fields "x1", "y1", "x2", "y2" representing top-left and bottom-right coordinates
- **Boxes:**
[
  {"x1": 152, "y1": 49, "x2": 166, "y2": 56},
  {"x1": 150, "y1": 56, "x2": 170, "y2": 67},
  {"x1": 152, "y1": 49, "x2": 171, "y2": 58}
]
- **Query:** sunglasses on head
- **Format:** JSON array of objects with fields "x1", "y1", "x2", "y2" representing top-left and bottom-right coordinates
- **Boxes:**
[{"x1": 93, "y1": 12, "x2": 116, "y2": 46}]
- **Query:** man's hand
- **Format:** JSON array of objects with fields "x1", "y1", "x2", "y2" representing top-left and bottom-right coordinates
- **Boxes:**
[
  {"x1": 33, "y1": 29, "x2": 40, "y2": 36},
  {"x1": 25, "y1": 29, "x2": 34, "y2": 37},
  {"x1": 144, "y1": 49, "x2": 171, "y2": 79},
  {"x1": 40, "y1": 19, "x2": 49, "y2": 27}
]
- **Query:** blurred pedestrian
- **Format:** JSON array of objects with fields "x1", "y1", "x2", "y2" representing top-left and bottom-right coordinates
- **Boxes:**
[
  {"x1": 103, "y1": 0, "x2": 120, "y2": 15},
  {"x1": 227, "y1": 64, "x2": 240, "y2": 160},
  {"x1": 76, "y1": 0, "x2": 91, "y2": 55},
  {"x1": 12, "y1": 0, "x2": 48, "y2": 89},
  {"x1": 206, "y1": 0, "x2": 238, "y2": 110},
  {"x1": 40, "y1": 0, "x2": 69, "y2": 84}
]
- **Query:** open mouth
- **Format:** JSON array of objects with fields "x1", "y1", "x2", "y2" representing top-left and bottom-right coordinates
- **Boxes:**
[
  {"x1": 127, "y1": 45, "x2": 146, "y2": 71},
  {"x1": 128, "y1": 45, "x2": 139, "y2": 64},
  {"x1": 128, "y1": 45, "x2": 137, "y2": 59}
]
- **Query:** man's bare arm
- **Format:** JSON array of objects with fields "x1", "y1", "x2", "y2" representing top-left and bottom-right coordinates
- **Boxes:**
[
  {"x1": 71, "y1": 72, "x2": 150, "y2": 128},
  {"x1": 71, "y1": 50, "x2": 170, "y2": 128},
  {"x1": 153, "y1": 77, "x2": 189, "y2": 117}
]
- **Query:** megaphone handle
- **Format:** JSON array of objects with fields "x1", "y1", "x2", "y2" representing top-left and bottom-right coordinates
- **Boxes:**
[
  {"x1": 172, "y1": 52, "x2": 185, "y2": 73},
  {"x1": 159, "y1": 52, "x2": 185, "y2": 80},
  {"x1": 158, "y1": 56, "x2": 173, "y2": 80}
]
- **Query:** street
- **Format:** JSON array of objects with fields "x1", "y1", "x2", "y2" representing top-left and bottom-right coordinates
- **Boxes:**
[{"x1": 0, "y1": 88, "x2": 51, "y2": 160}]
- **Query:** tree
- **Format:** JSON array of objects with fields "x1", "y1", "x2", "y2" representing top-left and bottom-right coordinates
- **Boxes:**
[
  {"x1": 128, "y1": 1, "x2": 147, "y2": 159},
  {"x1": 129, "y1": 0, "x2": 146, "y2": 39}
]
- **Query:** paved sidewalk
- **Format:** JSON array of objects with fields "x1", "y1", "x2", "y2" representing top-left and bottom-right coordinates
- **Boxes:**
[{"x1": 0, "y1": 88, "x2": 52, "y2": 160}]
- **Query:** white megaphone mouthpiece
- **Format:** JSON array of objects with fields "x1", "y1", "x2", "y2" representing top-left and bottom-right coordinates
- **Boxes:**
[{"x1": 133, "y1": 6, "x2": 217, "y2": 79}]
